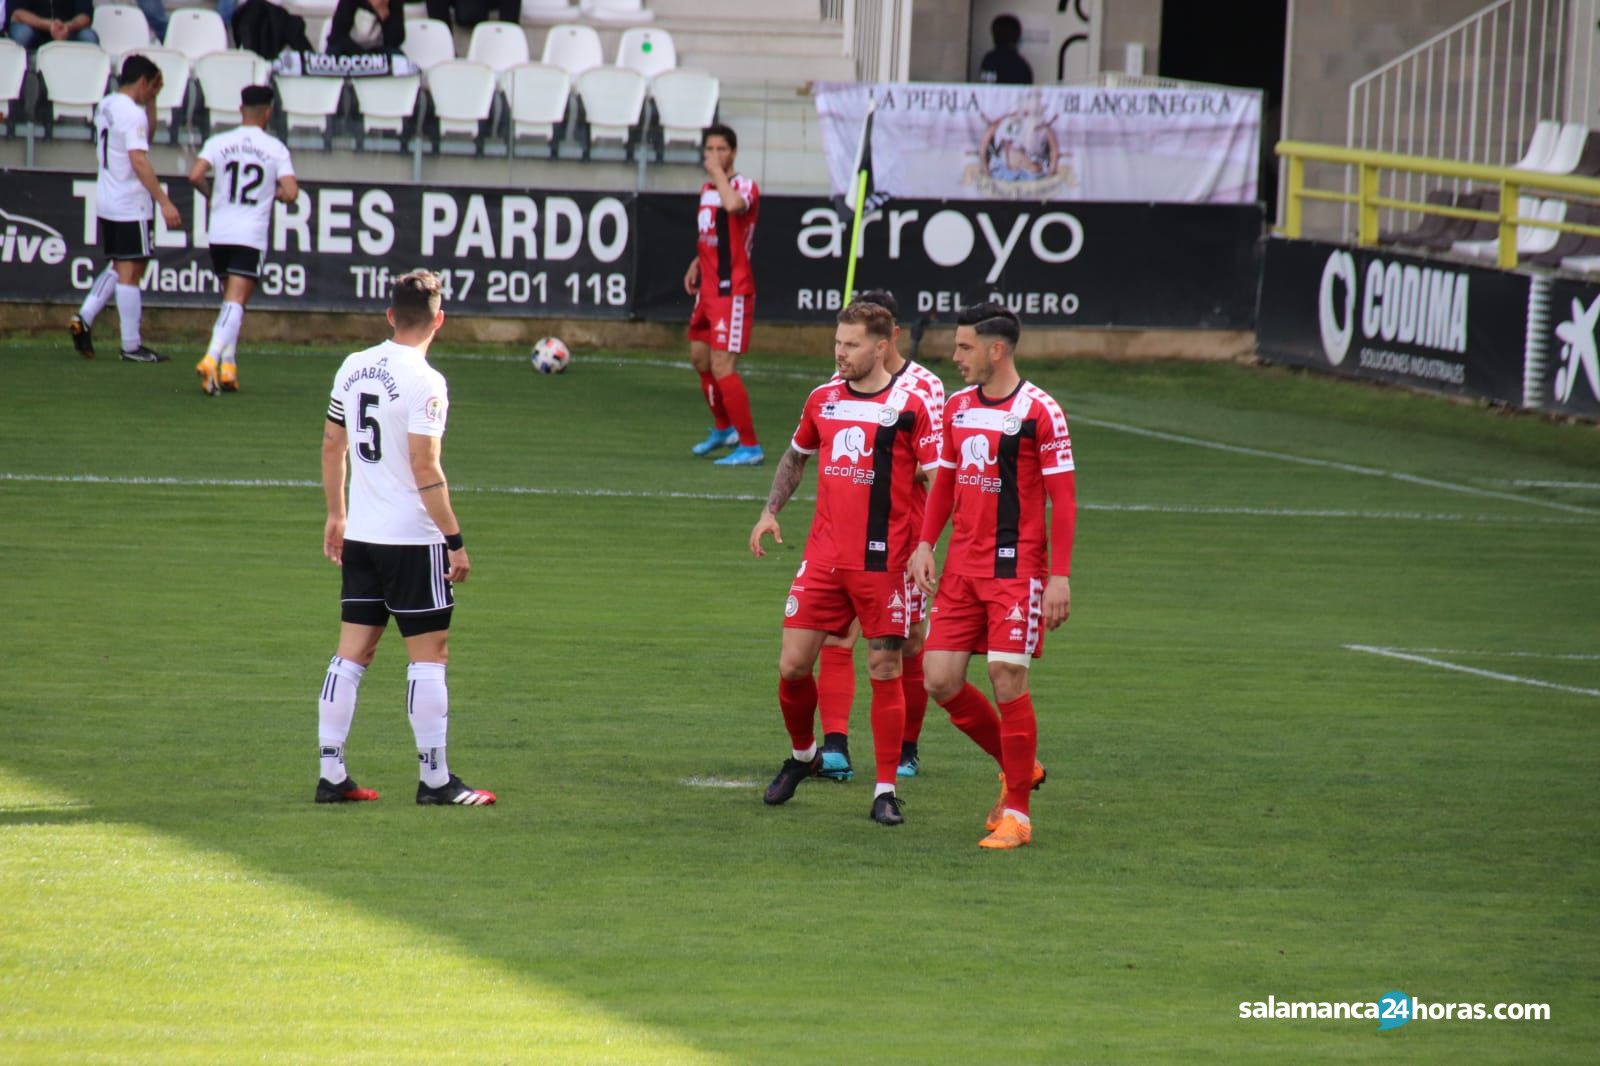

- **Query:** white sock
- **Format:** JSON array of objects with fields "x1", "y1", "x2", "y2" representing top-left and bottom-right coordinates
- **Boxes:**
[
  {"x1": 209, "y1": 301, "x2": 244, "y2": 362},
  {"x1": 407, "y1": 661, "x2": 450, "y2": 787},
  {"x1": 792, "y1": 742, "x2": 817, "y2": 762},
  {"x1": 115, "y1": 284, "x2": 142, "y2": 352},
  {"x1": 1003, "y1": 808, "x2": 1031, "y2": 826},
  {"x1": 79, "y1": 266, "x2": 117, "y2": 325},
  {"x1": 874, "y1": 783, "x2": 896, "y2": 798},
  {"x1": 317, "y1": 656, "x2": 366, "y2": 783}
]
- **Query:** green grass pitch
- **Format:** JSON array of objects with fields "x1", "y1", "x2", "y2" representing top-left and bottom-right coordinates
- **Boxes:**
[{"x1": 1, "y1": 335, "x2": 1597, "y2": 1063}]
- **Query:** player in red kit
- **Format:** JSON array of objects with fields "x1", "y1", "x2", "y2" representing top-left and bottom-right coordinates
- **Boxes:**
[
  {"x1": 749, "y1": 301, "x2": 940, "y2": 826},
  {"x1": 685, "y1": 123, "x2": 764, "y2": 466},
  {"x1": 811, "y1": 290, "x2": 945, "y2": 783},
  {"x1": 909, "y1": 303, "x2": 1075, "y2": 850}
]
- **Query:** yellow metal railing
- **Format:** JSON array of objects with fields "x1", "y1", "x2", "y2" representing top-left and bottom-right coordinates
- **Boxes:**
[{"x1": 1276, "y1": 139, "x2": 1600, "y2": 269}]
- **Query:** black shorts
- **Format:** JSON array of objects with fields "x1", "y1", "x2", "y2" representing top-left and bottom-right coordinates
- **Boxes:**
[
  {"x1": 340, "y1": 540, "x2": 454, "y2": 637},
  {"x1": 209, "y1": 244, "x2": 266, "y2": 279},
  {"x1": 101, "y1": 218, "x2": 151, "y2": 261}
]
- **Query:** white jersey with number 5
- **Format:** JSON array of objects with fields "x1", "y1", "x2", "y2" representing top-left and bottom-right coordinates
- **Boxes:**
[
  {"x1": 94, "y1": 92, "x2": 152, "y2": 222},
  {"x1": 198, "y1": 126, "x2": 294, "y2": 250},
  {"x1": 326, "y1": 340, "x2": 450, "y2": 545}
]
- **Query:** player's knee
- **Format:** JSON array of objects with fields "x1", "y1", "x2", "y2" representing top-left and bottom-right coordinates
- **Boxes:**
[
  {"x1": 865, "y1": 647, "x2": 903, "y2": 681},
  {"x1": 924, "y1": 670, "x2": 963, "y2": 704},
  {"x1": 710, "y1": 351, "x2": 738, "y2": 377},
  {"x1": 988, "y1": 663, "x2": 1029, "y2": 703},
  {"x1": 777, "y1": 656, "x2": 812, "y2": 682}
]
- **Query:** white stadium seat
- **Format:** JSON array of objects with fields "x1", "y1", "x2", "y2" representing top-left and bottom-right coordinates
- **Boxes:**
[
  {"x1": 505, "y1": 61, "x2": 569, "y2": 152},
  {"x1": 1452, "y1": 196, "x2": 1565, "y2": 258},
  {"x1": 582, "y1": 0, "x2": 653, "y2": 25},
  {"x1": 36, "y1": 42, "x2": 111, "y2": 136},
  {"x1": 402, "y1": 18, "x2": 457, "y2": 72},
  {"x1": 520, "y1": 0, "x2": 580, "y2": 25},
  {"x1": 164, "y1": 8, "x2": 229, "y2": 61},
  {"x1": 575, "y1": 65, "x2": 644, "y2": 158},
  {"x1": 0, "y1": 40, "x2": 27, "y2": 129},
  {"x1": 467, "y1": 21, "x2": 530, "y2": 78},
  {"x1": 425, "y1": 59, "x2": 496, "y2": 152},
  {"x1": 351, "y1": 74, "x2": 420, "y2": 149},
  {"x1": 140, "y1": 46, "x2": 192, "y2": 140},
  {"x1": 194, "y1": 50, "x2": 272, "y2": 132},
  {"x1": 316, "y1": 17, "x2": 333, "y2": 53},
  {"x1": 651, "y1": 67, "x2": 718, "y2": 150},
  {"x1": 541, "y1": 23, "x2": 602, "y2": 77},
  {"x1": 274, "y1": 74, "x2": 345, "y2": 147},
  {"x1": 616, "y1": 27, "x2": 673, "y2": 78},
  {"x1": 1511, "y1": 119, "x2": 1560, "y2": 171},
  {"x1": 93, "y1": 5, "x2": 155, "y2": 60},
  {"x1": 282, "y1": 0, "x2": 339, "y2": 18},
  {"x1": 1535, "y1": 122, "x2": 1589, "y2": 175}
]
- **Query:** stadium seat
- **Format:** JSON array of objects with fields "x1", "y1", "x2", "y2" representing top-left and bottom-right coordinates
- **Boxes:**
[
  {"x1": 402, "y1": 18, "x2": 457, "y2": 73},
  {"x1": 467, "y1": 21, "x2": 530, "y2": 78},
  {"x1": 1535, "y1": 122, "x2": 1590, "y2": 174},
  {"x1": 283, "y1": 0, "x2": 339, "y2": 18},
  {"x1": 274, "y1": 74, "x2": 345, "y2": 149},
  {"x1": 541, "y1": 23, "x2": 602, "y2": 77},
  {"x1": 35, "y1": 42, "x2": 111, "y2": 139},
  {"x1": 1451, "y1": 196, "x2": 1563, "y2": 258},
  {"x1": 425, "y1": 59, "x2": 496, "y2": 154},
  {"x1": 505, "y1": 61, "x2": 569, "y2": 155},
  {"x1": 316, "y1": 18, "x2": 333, "y2": 53},
  {"x1": 194, "y1": 50, "x2": 273, "y2": 134},
  {"x1": 1511, "y1": 118, "x2": 1560, "y2": 170},
  {"x1": 351, "y1": 73, "x2": 420, "y2": 150},
  {"x1": 575, "y1": 65, "x2": 644, "y2": 159},
  {"x1": 93, "y1": 5, "x2": 155, "y2": 60},
  {"x1": 140, "y1": 46, "x2": 192, "y2": 143},
  {"x1": 0, "y1": 39, "x2": 26, "y2": 134},
  {"x1": 650, "y1": 67, "x2": 718, "y2": 155},
  {"x1": 1529, "y1": 201, "x2": 1600, "y2": 266},
  {"x1": 164, "y1": 8, "x2": 228, "y2": 61},
  {"x1": 616, "y1": 27, "x2": 674, "y2": 78},
  {"x1": 583, "y1": 0, "x2": 653, "y2": 24},
  {"x1": 520, "y1": 0, "x2": 579, "y2": 25}
]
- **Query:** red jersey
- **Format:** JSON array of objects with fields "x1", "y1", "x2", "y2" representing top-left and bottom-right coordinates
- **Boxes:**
[
  {"x1": 791, "y1": 378, "x2": 939, "y2": 572},
  {"x1": 696, "y1": 174, "x2": 759, "y2": 297},
  {"x1": 930, "y1": 380, "x2": 1075, "y2": 579}
]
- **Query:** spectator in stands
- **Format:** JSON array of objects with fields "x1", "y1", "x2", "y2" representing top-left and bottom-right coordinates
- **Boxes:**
[
  {"x1": 328, "y1": 0, "x2": 404, "y2": 55},
  {"x1": 424, "y1": 0, "x2": 520, "y2": 32},
  {"x1": 134, "y1": 0, "x2": 167, "y2": 41},
  {"x1": 6, "y1": 0, "x2": 98, "y2": 49},
  {"x1": 978, "y1": 14, "x2": 1032, "y2": 85}
]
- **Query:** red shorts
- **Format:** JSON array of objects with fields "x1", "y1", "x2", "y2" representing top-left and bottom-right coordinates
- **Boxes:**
[
  {"x1": 905, "y1": 580, "x2": 929, "y2": 625},
  {"x1": 783, "y1": 560, "x2": 911, "y2": 640},
  {"x1": 687, "y1": 293, "x2": 753, "y2": 354},
  {"x1": 924, "y1": 573, "x2": 1046, "y2": 661}
]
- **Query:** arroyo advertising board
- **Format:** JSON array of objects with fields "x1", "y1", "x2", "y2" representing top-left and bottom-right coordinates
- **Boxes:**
[
  {"x1": 633, "y1": 194, "x2": 1263, "y2": 327},
  {"x1": 1537, "y1": 277, "x2": 1600, "y2": 418},
  {"x1": 0, "y1": 171, "x2": 634, "y2": 317},
  {"x1": 1256, "y1": 238, "x2": 1529, "y2": 404}
]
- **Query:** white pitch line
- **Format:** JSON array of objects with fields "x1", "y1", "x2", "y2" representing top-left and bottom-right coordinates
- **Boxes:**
[
  {"x1": 1076, "y1": 416, "x2": 1600, "y2": 516},
  {"x1": 1510, "y1": 480, "x2": 1600, "y2": 491},
  {"x1": 7, "y1": 472, "x2": 1600, "y2": 524},
  {"x1": 1381, "y1": 647, "x2": 1600, "y2": 662},
  {"x1": 1344, "y1": 644, "x2": 1600, "y2": 699},
  {"x1": 681, "y1": 776, "x2": 759, "y2": 789}
]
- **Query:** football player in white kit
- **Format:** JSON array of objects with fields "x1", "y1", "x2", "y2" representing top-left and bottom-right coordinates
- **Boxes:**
[
  {"x1": 315, "y1": 270, "x2": 497, "y2": 807},
  {"x1": 69, "y1": 54, "x2": 183, "y2": 362},
  {"x1": 188, "y1": 85, "x2": 299, "y2": 396}
]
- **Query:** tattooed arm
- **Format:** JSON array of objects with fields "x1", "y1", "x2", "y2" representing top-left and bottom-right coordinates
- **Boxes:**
[{"x1": 748, "y1": 447, "x2": 810, "y2": 557}]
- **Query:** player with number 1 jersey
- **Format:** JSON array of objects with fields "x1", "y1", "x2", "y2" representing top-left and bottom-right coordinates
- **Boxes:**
[{"x1": 189, "y1": 85, "x2": 298, "y2": 396}]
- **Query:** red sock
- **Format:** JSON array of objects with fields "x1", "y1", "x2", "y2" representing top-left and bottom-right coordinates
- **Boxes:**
[
  {"x1": 715, "y1": 370, "x2": 759, "y2": 446},
  {"x1": 997, "y1": 694, "x2": 1039, "y2": 815},
  {"x1": 777, "y1": 675, "x2": 818, "y2": 752},
  {"x1": 942, "y1": 683, "x2": 1003, "y2": 765},
  {"x1": 899, "y1": 650, "x2": 928, "y2": 744},
  {"x1": 698, "y1": 370, "x2": 731, "y2": 430},
  {"x1": 868, "y1": 677, "x2": 906, "y2": 786},
  {"x1": 816, "y1": 645, "x2": 855, "y2": 737}
]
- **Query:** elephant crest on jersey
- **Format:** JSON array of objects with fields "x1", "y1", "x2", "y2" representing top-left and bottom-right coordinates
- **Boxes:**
[
  {"x1": 961, "y1": 434, "x2": 997, "y2": 471},
  {"x1": 831, "y1": 424, "x2": 874, "y2": 463}
]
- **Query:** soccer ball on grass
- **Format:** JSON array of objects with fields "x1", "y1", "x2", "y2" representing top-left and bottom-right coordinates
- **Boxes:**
[{"x1": 530, "y1": 337, "x2": 571, "y2": 374}]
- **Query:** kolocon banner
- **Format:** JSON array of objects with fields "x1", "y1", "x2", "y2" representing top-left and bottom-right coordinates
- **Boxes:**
[
  {"x1": 633, "y1": 193, "x2": 1263, "y2": 328},
  {"x1": 814, "y1": 81, "x2": 1262, "y2": 204},
  {"x1": 0, "y1": 171, "x2": 634, "y2": 317},
  {"x1": 1256, "y1": 238, "x2": 1529, "y2": 404},
  {"x1": 1537, "y1": 277, "x2": 1600, "y2": 418}
]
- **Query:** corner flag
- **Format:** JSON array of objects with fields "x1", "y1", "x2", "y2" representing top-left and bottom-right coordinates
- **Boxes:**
[{"x1": 841, "y1": 98, "x2": 886, "y2": 305}]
